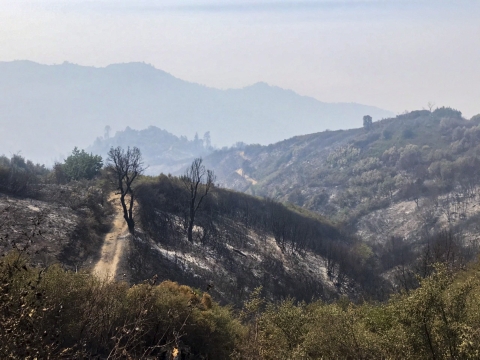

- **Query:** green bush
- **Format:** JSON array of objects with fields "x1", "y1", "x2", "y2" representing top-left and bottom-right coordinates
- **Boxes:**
[
  {"x1": 433, "y1": 106, "x2": 462, "y2": 119},
  {"x1": 0, "y1": 154, "x2": 47, "y2": 195},
  {"x1": 0, "y1": 251, "x2": 243, "y2": 359},
  {"x1": 62, "y1": 147, "x2": 103, "y2": 182},
  {"x1": 3, "y1": 252, "x2": 480, "y2": 359},
  {"x1": 236, "y1": 261, "x2": 480, "y2": 359},
  {"x1": 402, "y1": 127, "x2": 415, "y2": 139}
]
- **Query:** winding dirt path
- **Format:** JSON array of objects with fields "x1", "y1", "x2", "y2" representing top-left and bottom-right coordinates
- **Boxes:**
[{"x1": 93, "y1": 193, "x2": 128, "y2": 281}]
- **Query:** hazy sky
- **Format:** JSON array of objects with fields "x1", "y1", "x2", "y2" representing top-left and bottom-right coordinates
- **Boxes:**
[{"x1": 1, "y1": 0, "x2": 479, "y2": 117}]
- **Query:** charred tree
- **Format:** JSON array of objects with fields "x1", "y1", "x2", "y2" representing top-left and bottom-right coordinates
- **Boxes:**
[
  {"x1": 107, "y1": 146, "x2": 145, "y2": 234},
  {"x1": 181, "y1": 158, "x2": 215, "y2": 242}
]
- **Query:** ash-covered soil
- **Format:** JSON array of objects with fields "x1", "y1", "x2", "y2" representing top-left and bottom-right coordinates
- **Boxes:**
[{"x1": 0, "y1": 183, "x2": 112, "y2": 269}]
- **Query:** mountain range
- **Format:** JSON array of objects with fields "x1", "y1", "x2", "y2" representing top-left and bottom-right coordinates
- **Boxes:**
[{"x1": 0, "y1": 60, "x2": 393, "y2": 165}]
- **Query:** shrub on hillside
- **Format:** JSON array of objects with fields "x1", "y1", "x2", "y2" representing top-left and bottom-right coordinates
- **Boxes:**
[
  {"x1": 0, "y1": 154, "x2": 47, "y2": 195},
  {"x1": 402, "y1": 127, "x2": 415, "y2": 139},
  {"x1": 471, "y1": 113, "x2": 480, "y2": 123},
  {"x1": 237, "y1": 262, "x2": 480, "y2": 359},
  {"x1": 0, "y1": 251, "x2": 243, "y2": 359},
  {"x1": 61, "y1": 147, "x2": 103, "y2": 182},
  {"x1": 433, "y1": 106, "x2": 462, "y2": 119}
]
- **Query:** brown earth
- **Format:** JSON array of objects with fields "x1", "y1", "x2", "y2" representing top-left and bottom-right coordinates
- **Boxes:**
[{"x1": 93, "y1": 193, "x2": 128, "y2": 281}]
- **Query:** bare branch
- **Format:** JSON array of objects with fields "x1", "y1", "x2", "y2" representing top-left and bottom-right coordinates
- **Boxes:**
[
  {"x1": 107, "y1": 146, "x2": 145, "y2": 233},
  {"x1": 181, "y1": 158, "x2": 216, "y2": 242}
]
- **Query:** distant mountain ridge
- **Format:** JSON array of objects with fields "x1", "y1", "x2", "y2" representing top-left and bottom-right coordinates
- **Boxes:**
[{"x1": 0, "y1": 60, "x2": 394, "y2": 165}]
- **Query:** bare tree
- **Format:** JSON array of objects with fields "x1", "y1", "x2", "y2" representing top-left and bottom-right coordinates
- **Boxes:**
[
  {"x1": 181, "y1": 158, "x2": 215, "y2": 242},
  {"x1": 107, "y1": 146, "x2": 145, "y2": 233}
]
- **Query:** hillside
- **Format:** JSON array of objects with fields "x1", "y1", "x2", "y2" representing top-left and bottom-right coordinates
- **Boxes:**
[
  {"x1": 130, "y1": 175, "x2": 388, "y2": 304},
  {"x1": 3, "y1": 113, "x2": 480, "y2": 358},
  {"x1": 4, "y1": 107, "x2": 480, "y2": 304},
  {"x1": 0, "y1": 152, "x2": 387, "y2": 305},
  {"x1": 0, "y1": 60, "x2": 393, "y2": 165},
  {"x1": 4, "y1": 243, "x2": 480, "y2": 359},
  {"x1": 3, "y1": 107, "x2": 480, "y2": 304},
  {"x1": 204, "y1": 108, "x2": 480, "y2": 282},
  {"x1": 0, "y1": 182, "x2": 112, "y2": 271}
]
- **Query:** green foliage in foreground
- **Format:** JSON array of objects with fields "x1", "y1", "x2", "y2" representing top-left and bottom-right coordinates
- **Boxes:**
[
  {"x1": 0, "y1": 251, "x2": 243, "y2": 359},
  {"x1": 241, "y1": 262, "x2": 480, "y2": 360},
  {"x1": 2, "y1": 250, "x2": 480, "y2": 359}
]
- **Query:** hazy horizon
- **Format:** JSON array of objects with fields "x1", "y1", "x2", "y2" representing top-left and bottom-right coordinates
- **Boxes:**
[
  {"x1": 1, "y1": 0, "x2": 479, "y2": 118},
  {"x1": 0, "y1": 60, "x2": 394, "y2": 166}
]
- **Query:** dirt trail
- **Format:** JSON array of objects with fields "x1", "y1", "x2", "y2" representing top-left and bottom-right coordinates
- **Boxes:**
[
  {"x1": 235, "y1": 168, "x2": 258, "y2": 185},
  {"x1": 93, "y1": 193, "x2": 128, "y2": 281}
]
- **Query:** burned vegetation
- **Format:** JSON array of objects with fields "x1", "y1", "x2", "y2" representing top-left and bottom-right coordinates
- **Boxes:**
[{"x1": 132, "y1": 173, "x2": 389, "y2": 304}]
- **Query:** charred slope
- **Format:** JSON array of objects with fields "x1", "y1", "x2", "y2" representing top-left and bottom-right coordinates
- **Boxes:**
[
  {"x1": 132, "y1": 175, "x2": 389, "y2": 305},
  {"x1": 0, "y1": 182, "x2": 112, "y2": 270},
  {"x1": 202, "y1": 108, "x2": 480, "y2": 291}
]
